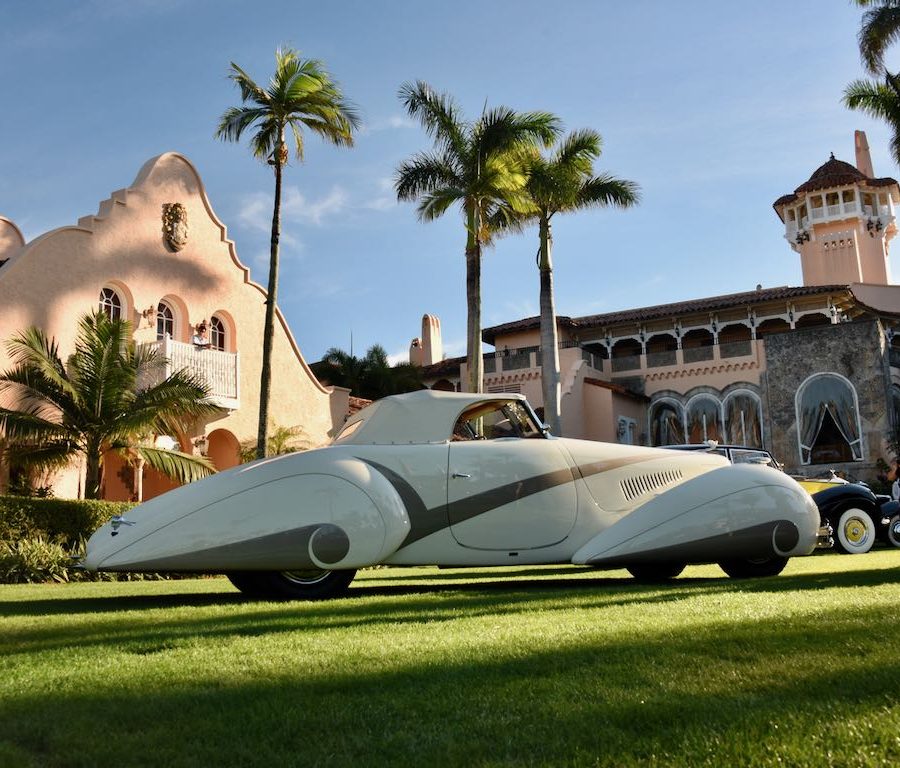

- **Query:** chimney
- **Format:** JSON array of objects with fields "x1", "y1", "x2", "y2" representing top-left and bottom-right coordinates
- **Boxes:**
[
  {"x1": 855, "y1": 130, "x2": 874, "y2": 177},
  {"x1": 421, "y1": 314, "x2": 443, "y2": 365},
  {"x1": 409, "y1": 337, "x2": 423, "y2": 367}
]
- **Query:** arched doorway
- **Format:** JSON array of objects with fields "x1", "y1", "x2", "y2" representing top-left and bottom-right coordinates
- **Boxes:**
[{"x1": 207, "y1": 429, "x2": 241, "y2": 470}]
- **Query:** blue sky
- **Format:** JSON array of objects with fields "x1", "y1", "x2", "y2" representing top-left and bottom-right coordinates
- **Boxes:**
[{"x1": 1, "y1": 0, "x2": 897, "y2": 364}]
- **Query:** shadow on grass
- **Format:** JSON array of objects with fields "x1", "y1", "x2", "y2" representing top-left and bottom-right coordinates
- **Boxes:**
[
  {"x1": 2, "y1": 599, "x2": 899, "y2": 768},
  {"x1": 1, "y1": 563, "x2": 898, "y2": 623}
]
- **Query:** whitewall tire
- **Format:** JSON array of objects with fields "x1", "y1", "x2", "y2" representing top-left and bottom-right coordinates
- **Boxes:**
[{"x1": 833, "y1": 508, "x2": 876, "y2": 554}]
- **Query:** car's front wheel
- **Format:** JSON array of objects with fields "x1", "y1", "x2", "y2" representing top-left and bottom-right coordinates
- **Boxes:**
[
  {"x1": 626, "y1": 562, "x2": 686, "y2": 582},
  {"x1": 227, "y1": 569, "x2": 357, "y2": 600},
  {"x1": 833, "y1": 508, "x2": 876, "y2": 554},
  {"x1": 718, "y1": 556, "x2": 788, "y2": 579}
]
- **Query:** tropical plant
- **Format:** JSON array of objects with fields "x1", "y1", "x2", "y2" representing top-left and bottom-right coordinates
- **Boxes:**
[
  {"x1": 0, "y1": 311, "x2": 218, "y2": 500},
  {"x1": 844, "y1": 79, "x2": 900, "y2": 165},
  {"x1": 521, "y1": 130, "x2": 639, "y2": 434},
  {"x1": 845, "y1": 2, "x2": 900, "y2": 162},
  {"x1": 313, "y1": 344, "x2": 422, "y2": 399},
  {"x1": 395, "y1": 82, "x2": 560, "y2": 393},
  {"x1": 238, "y1": 424, "x2": 313, "y2": 463},
  {"x1": 855, "y1": 0, "x2": 900, "y2": 78},
  {"x1": 216, "y1": 47, "x2": 359, "y2": 459}
]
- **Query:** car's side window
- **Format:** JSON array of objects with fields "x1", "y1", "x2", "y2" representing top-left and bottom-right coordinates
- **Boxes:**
[{"x1": 451, "y1": 401, "x2": 544, "y2": 441}]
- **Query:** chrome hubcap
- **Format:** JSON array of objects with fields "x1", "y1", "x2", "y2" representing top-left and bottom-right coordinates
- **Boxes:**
[
  {"x1": 281, "y1": 569, "x2": 330, "y2": 585},
  {"x1": 843, "y1": 518, "x2": 867, "y2": 545}
]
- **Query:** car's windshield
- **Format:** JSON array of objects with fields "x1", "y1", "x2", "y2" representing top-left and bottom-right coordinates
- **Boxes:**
[
  {"x1": 730, "y1": 448, "x2": 778, "y2": 468},
  {"x1": 452, "y1": 400, "x2": 544, "y2": 440}
]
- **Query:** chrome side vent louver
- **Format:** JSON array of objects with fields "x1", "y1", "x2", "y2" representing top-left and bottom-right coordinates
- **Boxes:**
[{"x1": 620, "y1": 469, "x2": 683, "y2": 502}]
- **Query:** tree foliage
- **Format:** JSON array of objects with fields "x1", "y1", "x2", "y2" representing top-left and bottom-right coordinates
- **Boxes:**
[
  {"x1": 0, "y1": 311, "x2": 218, "y2": 499},
  {"x1": 396, "y1": 82, "x2": 560, "y2": 393},
  {"x1": 312, "y1": 345, "x2": 423, "y2": 400},
  {"x1": 216, "y1": 47, "x2": 359, "y2": 458}
]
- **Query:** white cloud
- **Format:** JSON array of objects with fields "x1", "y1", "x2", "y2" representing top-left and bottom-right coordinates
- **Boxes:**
[
  {"x1": 282, "y1": 185, "x2": 348, "y2": 225},
  {"x1": 238, "y1": 186, "x2": 348, "y2": 231},
  {"x1": 361, "y1": 115, "x2": 416, "y2": 134},
  {"x1": 363, "y1": 177, "x2": 397, "y2": 211}
]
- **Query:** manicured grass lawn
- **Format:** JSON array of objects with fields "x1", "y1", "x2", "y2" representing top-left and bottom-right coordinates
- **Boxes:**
[{"x1": 1, "y1": 552, "x2": 899, "y2": 768}]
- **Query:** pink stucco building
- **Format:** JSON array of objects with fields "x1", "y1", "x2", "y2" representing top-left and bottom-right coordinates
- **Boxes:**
[
  {"x1": 419, "y1": 132, "x2": 900, "y2": 479},
  {"x1": 0, "y1": 153, "x2": 348, "y2": 500}
]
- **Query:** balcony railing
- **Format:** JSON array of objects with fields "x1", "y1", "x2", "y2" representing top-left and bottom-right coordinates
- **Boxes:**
[
  {"x1": 646, "y1": 350, "x2": 677, "y2": 368},
  {"x1": 682, "y1": 346, "x2": 714, "y2": 363},
  {"x1": 719, "y1": 340, "x2": 752, "y2": 358},
  {"x1": 142, "y1": 338, "x2": 240, "y2": 410}
]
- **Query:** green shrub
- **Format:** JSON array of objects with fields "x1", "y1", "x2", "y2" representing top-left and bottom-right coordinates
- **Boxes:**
[
  {"x1": 0, "y1": 536, "x2": 74, "y2": 584},
  {"x1": 0, "y1": 495, "x2": 133, "y2": 548}
]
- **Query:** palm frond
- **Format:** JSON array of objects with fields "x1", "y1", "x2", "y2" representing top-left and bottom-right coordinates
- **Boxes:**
[
  {"x1": 398, "y1": 81, "x2": 468, "y2": 158},
  {"x1": 477, "y1": 108, "x2": 562, "y2": 157},
  {"x1": 129, "y1": 445, "x2": 216, "y2": 485},
  {"x1": 578, "y1": 174, "x2": 642, "y2": 210},
  {"x1": 858, "y1": 1, "x2": 900, "y2": 74},
  {"x1": 395, "y1": 151, "x2": 462, "y2": 201},
  {"x1": 417, "y1": 186, "x2": 466, "y2": 222},
  {"x1": 218, "y1": 46, "x2": 359, "y2": 164}
]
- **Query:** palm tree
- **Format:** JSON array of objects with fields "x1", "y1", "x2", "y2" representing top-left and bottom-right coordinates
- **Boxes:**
[
  {"x1": 0, "y1": 311, "x2": 219, "y2": 500},
  {"x1": 523, "y1": 130, "x2": 639, "y2": 434},
  {"x1": 844, "y1": 79, "x2": 900, "y2": 165},
  {"x1": 313, "y1": 344, "x2": 422, "y2": 399},
  {"x1": 395, "y1": 82, "x2": 560, "y2": 393},
  {"x1": 855, "y1": 1, "x2": 900, "y2": 78},
  {"x1": 216, "y1": 47, "x2": 359, "y2": 459}
]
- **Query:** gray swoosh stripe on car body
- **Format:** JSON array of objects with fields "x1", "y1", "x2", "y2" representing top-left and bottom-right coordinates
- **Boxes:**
[
  {"x1": 360, "y1": 454, "x2": 661, "y2": 550},
  {"x1": 585, "y1": 520, "x2": 800, "y2": 566},
  {"x1": 98, "y1": 523, "x2": 349, "y2": 572}
]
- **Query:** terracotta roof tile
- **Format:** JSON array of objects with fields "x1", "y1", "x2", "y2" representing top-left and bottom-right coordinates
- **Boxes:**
[{"x1": 483, "y1": 285, "x2": 852, "y2": 342}]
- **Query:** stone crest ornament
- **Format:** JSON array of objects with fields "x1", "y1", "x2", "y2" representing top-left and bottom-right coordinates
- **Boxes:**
[{"x1": 161, "y1": 203, "x2": 189, "y2": 252}]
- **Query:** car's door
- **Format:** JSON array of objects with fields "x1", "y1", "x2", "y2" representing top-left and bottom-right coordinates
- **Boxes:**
[{"x1": 447, "y1": 400, "x2": 577, "y2": 550}]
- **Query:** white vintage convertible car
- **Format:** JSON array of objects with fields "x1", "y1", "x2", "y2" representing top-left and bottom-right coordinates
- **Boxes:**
[{"x1": 83, "y1": 391, "x2": 821, "y2": 599}]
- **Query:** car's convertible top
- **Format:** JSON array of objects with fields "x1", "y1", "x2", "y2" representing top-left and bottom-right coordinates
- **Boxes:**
[{"x1": 334, "y1": 390, "x2": 531, "y2": 445}]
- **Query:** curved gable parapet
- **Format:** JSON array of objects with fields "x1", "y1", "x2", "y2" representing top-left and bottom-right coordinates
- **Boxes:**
[
  {"x1": 131, "y1": 152, "x2": 252, "y2": 285},
  {"x1": 0, "y1": 216, "x2": 26, "y2": 254},
  {"x1": 135, "y1": 153, "x2": 332, "y2": 395}
]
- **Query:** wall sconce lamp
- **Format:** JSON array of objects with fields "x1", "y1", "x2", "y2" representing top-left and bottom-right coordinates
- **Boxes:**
[
  {"x1": 141, "y1": 305, "x2": 156, "y2": 319},
  {"x1": 193, "y1": 436, "x2": 208, "y2": 456},
  {"x1": 866, "y1": 217, "x2": 883, "y2": 236},
  {"x1": 795, "y1": 229, "x2": 810, "y2": 244}
]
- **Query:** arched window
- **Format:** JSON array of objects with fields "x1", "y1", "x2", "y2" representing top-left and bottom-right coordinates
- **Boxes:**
[
  {"x1": 210, "y1": 316, "x2": 226, "y2": 351},
  {"x1": 156, "y1": 301, "x2": 175, "y2": 340},
  {"x1": 724, "y1": 391, "x2": 762, "y2": 447},
  {"x1": 686, "y1": 395, "x2": 723, "y2": 443},
  {"x1": 889, "y1": 383, "x2": 900, "y2": 437},
  {"x1": 99, "y1": 287, "x2": 122, "y2": 320},
  {"x1": 650, "y1": 400, "x2": 685, "y2": 445},
  {"x1": 796, "y1": 373, "x2": 862, "y2": 464}
]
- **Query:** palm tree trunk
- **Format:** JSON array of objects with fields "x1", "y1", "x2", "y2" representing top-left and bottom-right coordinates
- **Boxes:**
[
  {"x1": 538, "y1": 215, "x2": 562, "y2": 434},
  {"x1": 257, "y1": 138, "x2": 284, "y2": 460},
  {"x1": 84, "y1": 443, "x2": 102, "y2": 500},
  {"x1": 465, "y1": 205, "x2": 483, "y2": 394}
]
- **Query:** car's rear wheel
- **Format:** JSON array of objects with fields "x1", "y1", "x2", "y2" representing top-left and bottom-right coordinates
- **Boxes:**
[
  {"x1": 227, "y1": 569, "x2": 357, "y2": 600},
  {"x1": 833, "y1": 508, "x2": 876, "y2": 554},
  {"x1": 886, "y1": 514, "x2": 900, "y2": 549},
  {"x1": 626, "y1": 562, "x2": 686, "y2": 582},
  {"x1": 718, "y1": 556, "x2": 788, "y2": 579}
]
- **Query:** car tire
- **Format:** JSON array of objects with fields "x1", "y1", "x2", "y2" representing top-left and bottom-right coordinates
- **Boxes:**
[
  {"x1": 626, "y1": 562, "x2": 686, "y2": 582},
  {"x1": 886, "y1": 514, "x2": 900, "y2": 549},
  {"x1": 227, "y1": 569, "x2": 357, "y2": 600},
  {"x1": 832, "y1": 508, "x2": 876, "y2": 554},
  {"x1": 718, "y1": 556, "x2": 788, "y2": 579}
]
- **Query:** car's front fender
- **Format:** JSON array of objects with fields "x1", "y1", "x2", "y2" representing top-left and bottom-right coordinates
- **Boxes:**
[{"x1": 83, "y1": 450, "x2": 411, "y2": 572}]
